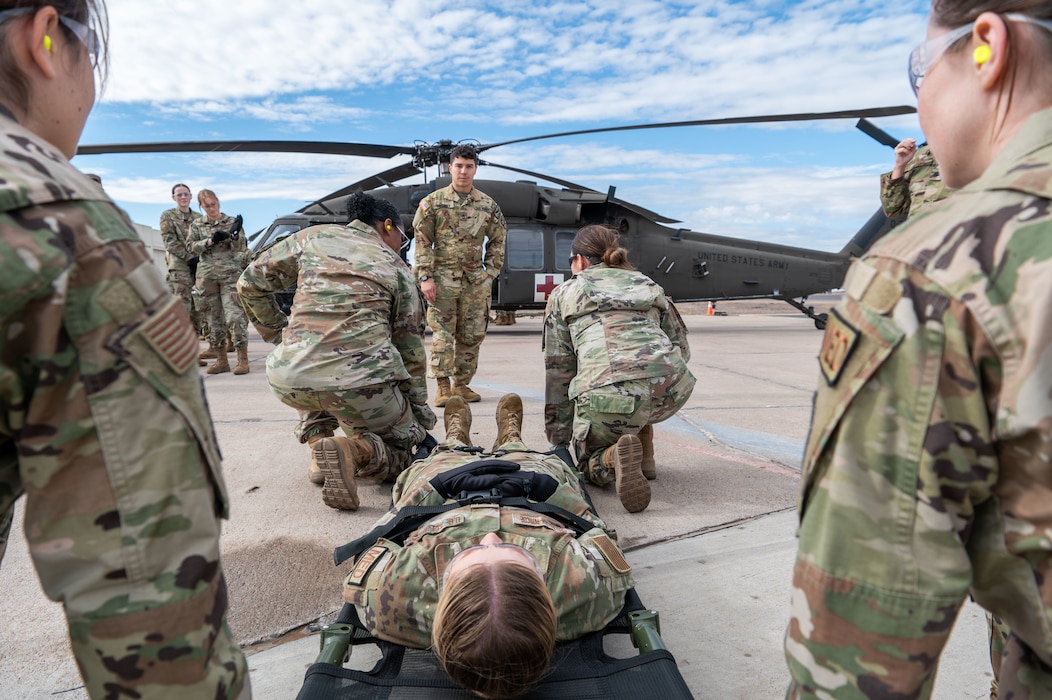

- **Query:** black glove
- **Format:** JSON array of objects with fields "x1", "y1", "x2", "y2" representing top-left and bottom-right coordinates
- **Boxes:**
[
  {"x1": 228, "y1": 214, "x2": 244, "y2": 240},
  {"x1": 211, "y1": 229, "x2": 231, "y2": 244}
]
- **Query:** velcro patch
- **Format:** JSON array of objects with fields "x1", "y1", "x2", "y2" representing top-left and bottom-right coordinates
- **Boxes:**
[
  {"x1": 592, "y1": 534, "x2": 631, "y2": 574},
  {"x1": 819, "y1": 309, "x2": 859, "y2": 386},
  {"x1": 346, "y1": 545, "x2": 389, "y2": 587},
  {"x1": 139, "y1": 297, "x2": 200, "y2": 374}
]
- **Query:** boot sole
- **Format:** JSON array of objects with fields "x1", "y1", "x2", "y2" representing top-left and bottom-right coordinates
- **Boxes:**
[
  {"x1": 613, "y1": 435, "x2": 650, "y2": 513},
  {"x1": 315, "y1": 439, "x2": 359, "y2": 511}
]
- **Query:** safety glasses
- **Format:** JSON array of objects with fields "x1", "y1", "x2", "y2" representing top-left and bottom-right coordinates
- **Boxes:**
[{"x1": 0, "y1": 7, "x2": 98, "y2": 68}]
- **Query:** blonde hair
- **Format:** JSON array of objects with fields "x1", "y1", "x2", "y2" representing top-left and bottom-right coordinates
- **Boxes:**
[{"x1": 433, "y1": 560, "x2": 557, "y2": 698}]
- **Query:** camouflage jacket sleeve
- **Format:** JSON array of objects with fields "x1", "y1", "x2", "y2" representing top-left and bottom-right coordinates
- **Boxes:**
[
  {"x1": 391, "y1": 263, "x2": 429, "y2": 404},
  {"x1": 879, "y1": 171, "x2": 910, "y2": 219},
  {"x1": 660, "y1": 297, "x2": 691, "y2": 362},
  {"x1": 159, "y1": 209, "x2": 197, "y2": 263},
  {"x1": 542, "y1": 283, "x2": 577, "y2": 445},
  {"x1": 483, "y1": 200, "x2": 506, "y2": 278},
  {"x1": 236, "y1": 235, "x2": 297, "y2": 344},
  {"x1": 411, "y1": 196, "x2": 436, "y2": 279},
  {"x1": 187, "y1": 218, "x2": 212, "y2": 256},
  {"x1": 789, "y1": 112, "x2": 1052, "y2": 698}
]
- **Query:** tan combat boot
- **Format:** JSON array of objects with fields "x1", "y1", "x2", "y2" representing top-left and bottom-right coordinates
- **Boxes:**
[
  {"x1": 639, "y1": 424, "x2": 656, "y2": 480},
  {"x1": 233, "y1": 347, "x2": 250, "y2": 375},
  {"x1": 453, "y1": 383, "x2": 481, "y2": 403},
  {"x1": 493, "y1": 393, "x2": 523, "y2": 450},
  {"x1": 306, "y1": 432, "x2": 334, "y2": 485},
  {"x1": 601, "y1": 434, "x2": 650, "y2": 513},
  {"x1": 197, "y1": 356, "x2": 207, "y2": 367},
  {"x1": 226, "y1": 336, "x2": 235, "y2": 353},
  {"x1": 313, "y1": 436, "x2": 371, "y2": 510},
  {"x1": 199, "y1": 345, "x2": 219, "y2": 360},
  {"x1": 206, "y1": 352, "x2": 231, "y2": 374},
  {"x1": 444, "y1": 396, "x2": 472, "y2": 444},
  {"x1": 434, "y1": 377, "x2": 452, "y2": 407}
]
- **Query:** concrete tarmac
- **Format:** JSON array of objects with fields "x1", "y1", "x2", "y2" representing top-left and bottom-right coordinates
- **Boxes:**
[{"x1": 0, "y1": 303, "x2": 992, "y2": 698}]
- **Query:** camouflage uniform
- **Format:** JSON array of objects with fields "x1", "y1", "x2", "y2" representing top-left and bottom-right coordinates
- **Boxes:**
[
  {"x1": 879, "y1": 144, "x2": 954, "y2": 219},
  {"x1": 0, "y1": 109, "x2": 248, "y2": 697},
  {"x1": 343, "y1": 438, "x2": 633, "y2": 648},
  {"x1": 543, "y1": 265, "x2": 695, "y2": 484},
  {"x1": 238, "y1": 220, "x2": 434, "y2": 480},
  {"x1": 412, "y1": 184, "x2": 506, "y2": 384},
  {"x1": 786, "y1": 107, "x2": 1052, "y2": 699},
  {"x1": 159, "y1": 206, "x2": 208, "y2": 337},
  {"x1": 189, "y1": 213, "x2": 249, "y2": 350}
]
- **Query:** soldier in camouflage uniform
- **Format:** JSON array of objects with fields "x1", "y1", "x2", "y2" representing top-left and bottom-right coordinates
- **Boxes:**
[
  {"x1": 879, "y1": 139, "x2": 954, "y2": 219},
  {"x1": 342, "y1": 393, "x2": 632, "y2": 697},
  {"x1": 159, "y1": 183, "x2": 208, "y2": 347},
  {"x1": 189, "y1": 189, "x2": 250, "y2": 375},
  {"x1": 786, "y1": 5, "x2": 1052, "y2": 698},
  {"x1": 0, "y1": 3, "x2": 248, "y2": 697},
  {"x1": 238, "y1": 192, "x2": 436, "y2": 510},
  {"x1": 413, "y1": 144, "x2": 506, "y2": 406},
  {"x1": 544, "y1": 225, "x2": 694, "y2": 513}
]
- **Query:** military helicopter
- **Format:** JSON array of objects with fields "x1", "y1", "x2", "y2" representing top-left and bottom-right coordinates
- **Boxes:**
[{"x1": 77, "y1": 106, "x2": 915, "y2": 330}]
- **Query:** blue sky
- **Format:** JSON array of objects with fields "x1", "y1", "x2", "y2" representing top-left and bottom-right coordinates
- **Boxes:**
[{"x1": 74, "y1": 0, "x2": 933, "y2": 252}]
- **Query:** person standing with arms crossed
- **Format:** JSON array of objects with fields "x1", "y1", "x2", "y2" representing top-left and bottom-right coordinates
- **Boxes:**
[
  {"x1": 413, "y1": 144, "x2": 506, "y2": 407},
  {"x1": 0, "y1": 2, "x2": 249, "y2": 696},
  {"x1": 786, "y1": 3, "x2": 1052, "y2": 698},
  {"x1": 160, "y1": 183, "x2": 208, "y2": 357}
]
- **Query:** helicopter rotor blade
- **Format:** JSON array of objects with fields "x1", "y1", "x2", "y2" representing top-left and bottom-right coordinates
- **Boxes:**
[
  {"x1": 298, "y1": 162, "x2": 422, "y2": 214},
  {"x1": 479, "y1": 159, "x2": 599, "y2": 192},
  {"x1": 855, "y1": 118, "x2": 903, "y2": 148},
  {"x1": 479, "y1": 106, "x2": 918, "y2": 151},
  {"x1": 76, "y1": 140, "x2": 414, "y2": 159}
]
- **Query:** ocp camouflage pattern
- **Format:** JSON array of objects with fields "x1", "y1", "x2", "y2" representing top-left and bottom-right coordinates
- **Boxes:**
[
  {"x1": 786, "y1": 106, "x2": 1052, "y2": 699},
  {"x1": 413, "y1": 184, "x2": 506, "y2": 383},
  {"x1": 0, "y1": 109, "x2": 248, "y2": 698},
  {"x1": 189, "y1": 212, "x2": 250, "y2": 349},
  {"x1": 542, "y1": 265, "x2": 694, "y2": 477},
  {"x1": 343, "y1": 439, "x2": 632, "y2": 649},
  {"x1": 160, "y1": 206, "x2": 208, "y2": 336},
  {"x1": 879, "y1": 144, "x2": 954, "y2": 219}
]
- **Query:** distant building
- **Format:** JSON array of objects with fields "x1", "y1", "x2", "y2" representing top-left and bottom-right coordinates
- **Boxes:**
[{"x1": 133, "y1": 223, "x2": 168, "y2": 273}]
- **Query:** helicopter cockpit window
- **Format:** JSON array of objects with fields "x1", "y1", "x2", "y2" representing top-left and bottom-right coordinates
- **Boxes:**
[
  {"x1": 252, "y1": 223, "x2": 304, "y2": 256},
  {"x1": 506, "y1": 225, "x2": 544, "y2": 270},
  {"x1": 555, "y1": 230, "x2": 575, "y2": 270}
]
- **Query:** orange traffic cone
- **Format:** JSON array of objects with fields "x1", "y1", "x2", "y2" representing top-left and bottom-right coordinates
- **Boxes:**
[{"x1": 707, "y1": 302, "x2": 715, "y2": 316}]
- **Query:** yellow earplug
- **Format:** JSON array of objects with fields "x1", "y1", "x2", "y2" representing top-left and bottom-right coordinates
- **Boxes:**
[
  {"x1": 43, "y1": 35, "x2": 52, "y2": 51},
  {"x1": 974, "y1": 44, "x2": 991, "y2": 65},
  {"x1": 386, "y1": 225, "x2": 392, "y2": 230}
]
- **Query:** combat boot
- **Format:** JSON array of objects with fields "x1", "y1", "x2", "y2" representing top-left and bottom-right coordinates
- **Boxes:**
[
  {"x1": 601, "y1": 434, "x2": 650, "y2": 513},
  {"x1": 233, "y1": 347, "x2": 250, "y2": 375},
  {"x1": 199, "y1": 345, "x2": 219, "y2": 360},
  {"x1": 197, "y1": 356, "x2": 207, "y2": 367},
  {"x1": 639, "y1": 424, "x2": 656, "y2": 480},
  {"x1": 226, "y1": 337, "x2": 235, "y2": 353},
  {"x1": 444, "y1": 396, "x2": 472, "y2": 444},
  {"x1": 434, "y1": 377, "x2": 452, "y2": 407},
  {"x1": 306, "y1": 432, "x2": 334, "y2": 485},
  {"x1": 206, "y1": 352, "x2": 230, "y2": 374},
  {"x1": 453, "y1": 383, "x2": 481, "y2": 403},
  {"x1": 313, "y1": 436, "x2": 371, "y2": 510},
  {"x1": 493, "y1": 393, "x2": 523, "y2": 450}
]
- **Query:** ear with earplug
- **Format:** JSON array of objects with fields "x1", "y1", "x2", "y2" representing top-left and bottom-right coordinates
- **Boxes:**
[
  {"x1": 44, "y1": 35, "x2": 52, "y2": 52},
  {"x1": 974, "y1": 45, "x2": 991, "y2": 65}
]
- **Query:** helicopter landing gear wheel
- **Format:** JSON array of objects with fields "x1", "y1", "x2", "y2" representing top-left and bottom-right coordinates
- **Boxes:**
[{"x1": 814, "y1": 313, "x2": 828, "y2": 331}]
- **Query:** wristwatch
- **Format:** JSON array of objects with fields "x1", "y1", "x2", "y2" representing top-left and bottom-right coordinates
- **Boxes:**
[{"x1": 420, "y1": 275, "x2": 431, "y2": 282}]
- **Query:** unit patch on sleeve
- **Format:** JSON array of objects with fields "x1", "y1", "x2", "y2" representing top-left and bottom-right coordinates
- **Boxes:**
[{"x1": 819, "y1": 308, "x2": 859, "y2": 386}]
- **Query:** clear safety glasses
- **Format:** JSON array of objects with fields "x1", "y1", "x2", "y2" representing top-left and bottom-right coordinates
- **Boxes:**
[
  {"x1": 0, "y1": 7, "x2": 98, "y2": 68},
  {"x1": 909, "y1": 13, "x2": 1052, "y2": 95}
]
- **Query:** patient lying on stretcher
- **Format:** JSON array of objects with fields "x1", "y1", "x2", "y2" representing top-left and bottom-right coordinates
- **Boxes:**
[{"x1": 340, "y1": 394, "x2": 634, "y2": 697}]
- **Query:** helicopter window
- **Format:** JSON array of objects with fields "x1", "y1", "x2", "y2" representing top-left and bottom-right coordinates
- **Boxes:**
[
  {"x1": 506, "y1": 226, "x2": 544, "y2": 270},
  {"x1": 555, "y1": 230, "x2": 575, "y2": 270},
  {"x1": 253, "y1": 223, "x2": 304, "y2": 254}
]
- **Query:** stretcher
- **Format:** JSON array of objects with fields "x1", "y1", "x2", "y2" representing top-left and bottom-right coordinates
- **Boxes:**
[{"x1": 294, "y1": 587, "x2": 694, "y2": 699}]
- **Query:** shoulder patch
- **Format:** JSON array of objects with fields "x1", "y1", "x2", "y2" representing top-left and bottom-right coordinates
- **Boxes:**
[
  {"x1": 591, "y1": 534, "x2": 631, "y2": 574},
  {"x1": 346, "y1": 544, "x2": 389, "y2": 587},
  {"x1": 139, "y1": 297, "x2": 200, "y2": 374},
  {"x1": 419, "y1": 199, "x2": 429, "y2": 211},
  {"x1": 818, "y1": 308, "x2": 859, "y2": 386}
]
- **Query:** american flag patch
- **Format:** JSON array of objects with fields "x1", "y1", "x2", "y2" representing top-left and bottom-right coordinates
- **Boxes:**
[{"x1": 139, "y1": 298, "x2": 200, "y2": 374}]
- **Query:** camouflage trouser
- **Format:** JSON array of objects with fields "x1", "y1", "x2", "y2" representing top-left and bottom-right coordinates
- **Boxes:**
[
  {"x1": 573, "y1": 370, "x2": 696, "y2": 486},
  {"x1": 427, "y1": 273, "x2": 491, "y2": 385},
  {"x1": 277, "y1": 381, "x2": 427, "y2": 482},
  {"x1": 197, "y1": 272, "x2": 248, "y2": 350},
  {"x1": 0, "y1": 439, "x2": 249, "y2": 699},
  {"x1": 167, "y1": 268, "x2": 209, "y2": 338}
]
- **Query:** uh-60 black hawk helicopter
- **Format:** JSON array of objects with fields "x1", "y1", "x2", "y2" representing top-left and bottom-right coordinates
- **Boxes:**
[{"x1": 77, "y1": 106, "x2": 916, "y2": 330}]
